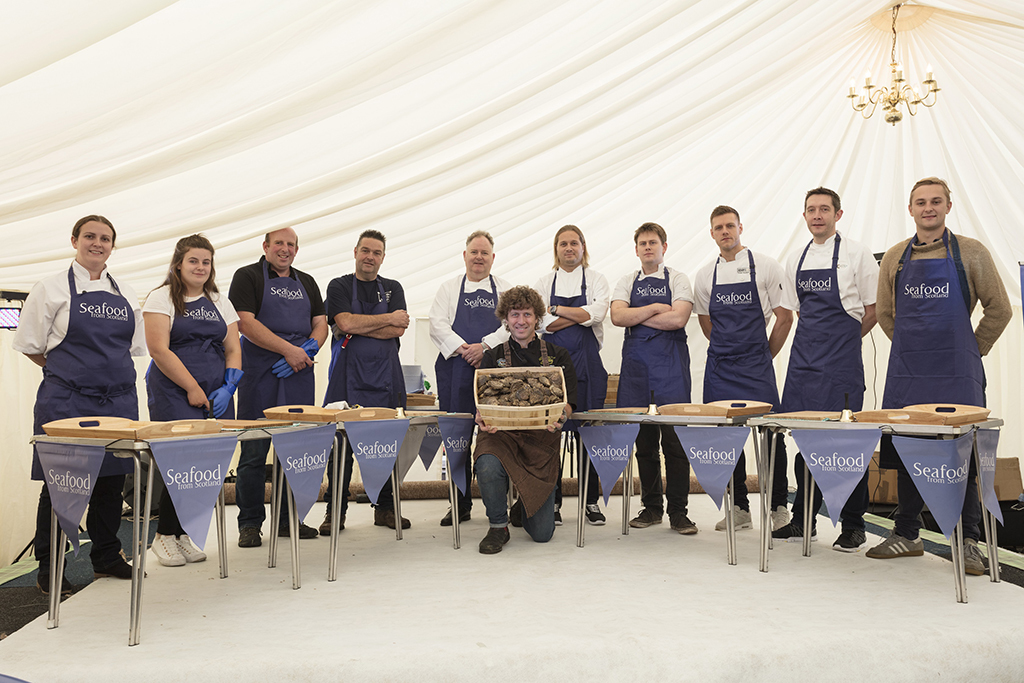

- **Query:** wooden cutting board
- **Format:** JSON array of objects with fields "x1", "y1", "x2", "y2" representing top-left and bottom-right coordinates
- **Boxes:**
[
  {"x1": 770, "y1": 411, "x2": 843, "y2": 421},
  {"x1": 583, "y1": 407, "x2": 650, "y2": 414},
  {"x1": 216, "y1": 419, "x2": 295, "y2": 430},
  {"x1": 863, "y1": 404, "x2": 992, "y2": 426},
  {"x1": 335, "y1": 407, "x2": 400, "y2": 422},
  {"x1": 659, "y1": 401, "x2": 772, "y2": 417},
  {"x1": 43, "y1": 417, "x2": 222, "y2": 440},
  {"x1": 264, "y1": 405, "x2": 344, "y2": 423}
]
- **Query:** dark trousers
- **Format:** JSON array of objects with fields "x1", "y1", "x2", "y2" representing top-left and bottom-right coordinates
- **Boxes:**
[
  {"x1": 732, "y1": 433, "x2": 788, "y2": 513},
  {"x1": 323, "y1": 437, "x2": 395, "y2": 516},
  {"x1": 554, "y1": 432, "x2": 601, "y2": 507},
  {"x1": 454, "y1": 451, "x2": 474, "y2": 513},
  {"x1": 635, "y1": 424, "x2": 690, "y2": 516},
  {"x1": 35, "y1": 474, "x2": 125, "y2": 574},
  {"x1": 790, "y1": 453, "x2": 870, "y2": 532},
  {"x1": 235, "y1": 438, "x2": 293, "y2": 531}
]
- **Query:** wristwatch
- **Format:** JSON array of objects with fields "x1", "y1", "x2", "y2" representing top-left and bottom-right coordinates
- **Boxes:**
[{"x1": 549, "y1": 305, "x2": 558, "y2": 316}]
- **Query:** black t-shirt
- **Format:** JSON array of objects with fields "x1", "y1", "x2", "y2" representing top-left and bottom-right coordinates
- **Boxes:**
[
  {"x1": 326, "y1": 273, "x2": 407, "y2": 346},
  {"x1": 228, "y1": 257, "x2": 326, "y2": 318},
  {"x1": 480, "y1": 337, "x2": 578, "y2": 410}
]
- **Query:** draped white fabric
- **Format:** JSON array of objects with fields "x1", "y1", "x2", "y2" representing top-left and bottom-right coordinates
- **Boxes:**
[{"x1": 2, "y1": 1, "x2": 1023, "y2": 565}]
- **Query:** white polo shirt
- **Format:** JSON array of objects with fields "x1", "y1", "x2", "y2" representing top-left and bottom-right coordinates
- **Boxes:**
[
  {"x1": 692, "y1": 248, "x2": 785, "y2": 326},
  {"x1": 781, "y1": 232, "x2": 878, "y2": 322}
]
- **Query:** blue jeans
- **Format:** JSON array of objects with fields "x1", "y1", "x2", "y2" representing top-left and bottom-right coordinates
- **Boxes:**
[
  {"x1": 475, "y1": 453, "x2": 555, "y2": 542},
  {"x1": 790, "y1": 453, "x2": 869, "y2": 532},
  {"x1": 235, "y1": 438, "x2": 291, "y2": 531}
]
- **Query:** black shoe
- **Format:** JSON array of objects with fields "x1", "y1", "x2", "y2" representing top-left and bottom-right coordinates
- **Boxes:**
[
  {"x1": 93, "y1": 556, "x2": 133, "y2": 580},
  {"x1": 319, "y1": 510, "x2": 345, "y2": 535},
  {"x1": 509, "y1": 499, "x2": 524, "y2": 528},
  {"x1": 585, "y1": 504, "x2": 606, "y2": 526},
  {"x1": 553, "y1": 505, "x2": 563, "y2": 526},
  {"x1": 833, "y1": 528, "x2": 867, "y2": 553},
  {"x1": 670, "y1": 513, "x2": 698, "y2": 535},
  {"x1": 440, "y1": 508, "x2": 471, "y2": 527},
  {"x1": 628, "y1": 508, "x2": 663, "y2": 529},
  {"x1": 37, "y1": 573, "x2": 74, "y2": 596},
  {"x1": 772, "y1": 522, "x2": 816, "y2": 542},
  {"x1": 279, "y1": 522, "x2": 319, "y2": 539},
  {"x1": 479, "y1": 527, "x2": 511, "y2": 554},
  {"x1": 374, "y1": 508, "x2": 411, "y2": 529},
  {"x1": 238, "y1": 527, "x2": 263, "y2": 548}
]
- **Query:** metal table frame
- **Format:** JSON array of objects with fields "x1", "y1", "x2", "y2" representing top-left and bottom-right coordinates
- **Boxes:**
[
  {"x1": 747, "y1": 416, "x2": 1003, "y2": 602},
  {"x1": 571, "y1": 411, "x2": 763, "y2": 564},
  {"x1": 32, "y1": 421, "x2": 324, "y2": 645}
]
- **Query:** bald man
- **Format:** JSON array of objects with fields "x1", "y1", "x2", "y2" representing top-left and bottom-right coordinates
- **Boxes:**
[{"x1": 228, "y1": 228, "x2": 329, "y2": 547}]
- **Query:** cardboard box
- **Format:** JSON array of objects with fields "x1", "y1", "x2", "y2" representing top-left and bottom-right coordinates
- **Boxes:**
[
  {"x1": 994, "y1": 457, "x2": 1024, "y2": 501},
  {"x1": 867, "y1": 452, "x2": 899, "y2": 504}
]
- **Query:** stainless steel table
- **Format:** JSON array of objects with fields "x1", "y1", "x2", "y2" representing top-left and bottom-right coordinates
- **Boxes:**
[
  {"x1": 571, "y1": 411, "x2": 764, "y2": 564},
  {"x1": 747, "y1": 416, "x2": 1003, "y2": 602},
  {"x1": 32, "y1": 420, "x2": 324, "y2": 645}
]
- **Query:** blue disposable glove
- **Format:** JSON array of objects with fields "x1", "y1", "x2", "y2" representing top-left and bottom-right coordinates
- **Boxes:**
[
  {"x1": 208, "y1": 369, "x2": 244, "y2": 418},
  {"x1": 301, "y1": 337, "x2": 319, "y2": 359},
  {"x1": 272, "y1": 356, "x2": 294, "y2": 379}
]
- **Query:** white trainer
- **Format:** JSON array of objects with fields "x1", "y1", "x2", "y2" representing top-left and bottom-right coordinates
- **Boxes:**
[
  {"x1": 771, "y1": 506, "x2": 791, "y2": 531},
  {"x1": 714, "y1": 506, "x2": 752, "y2": 531},
  {"x1": 152, "y1": 533, "x2": 185, "y2": 567},
  {"x1": 176, "y1": 535, "x2": 207, "y2": 563}
]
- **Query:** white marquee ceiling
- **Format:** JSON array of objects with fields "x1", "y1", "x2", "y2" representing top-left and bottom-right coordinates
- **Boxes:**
[{"x1": 2, "y1": 0, "x2": 1023, "y2": 315}]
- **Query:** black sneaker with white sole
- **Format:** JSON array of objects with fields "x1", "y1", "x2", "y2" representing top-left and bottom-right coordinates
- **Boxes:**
[
  {"x1": 833, "y1": 528, "x2": 866, "y2": 553},
  {"x1": 585, "y1": 504, "x2": 606, "y2": 525}
]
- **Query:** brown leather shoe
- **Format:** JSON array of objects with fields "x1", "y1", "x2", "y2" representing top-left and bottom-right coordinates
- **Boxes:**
[
  {"x1": 319, "y1": 510, "x2": 345, "y2": 535},
  {"x1": 373, "y1": 507, "x2": 410, "y2": 529}
]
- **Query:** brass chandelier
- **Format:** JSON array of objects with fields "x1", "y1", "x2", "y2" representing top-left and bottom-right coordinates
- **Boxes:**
[{"x1": 848, "y1": 4, "x2": 940, "y2": 125}]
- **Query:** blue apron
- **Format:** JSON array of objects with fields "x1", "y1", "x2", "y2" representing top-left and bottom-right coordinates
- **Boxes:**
[
  {"x1": 703, "y1": 250, "x2": 779, "y2": 409},
  {"x1": 882, "y1": 231, "x2": 983, "y2": 409},
  {"x1": 324, "y1": 277, "x2": 406, "y2": 408},
  {"x1": 434, "y1": 275, "x2": 498, "y2": 414},
  {"x1": 781, "y1": 235, "x2": 863, "y2": 412},
  {"x1": 544, "y1": 268, "x2": 607, "y2": 413},
  {"x1": 146, "y1": 296, "x2": 234, "y2": 420},
  {"x1": 236, "y1": 260, "x2": 314, "y2": 419},
  {"x1": 32, "y1": 267, "x2": 138, "y2": 479},
  {"x1": 616, "y1": 267, "x2": 690, "y2": 407}
]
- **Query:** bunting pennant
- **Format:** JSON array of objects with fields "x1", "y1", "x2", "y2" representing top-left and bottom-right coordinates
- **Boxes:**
[
  {"x1": 346, "y1": 419, "x2": 410, "y2": 504},
  {"x1": 35, "y1": 442, "x2": 106, "y2": 555},
  {"x1": 149, "y1": 433, "x2": 240, "y2": 549},
  {"x1": 417, "y1": 423, "x2": 443, "y2": 470},
  {"x1": 578, "y1": 423, "x2": 640, "y2": 506},
  {"x1": 976, "y1": 429, "x2": 1003, "y2": 525},
  {"x1": 892, "y1": 433, "x2": 974, "y2": 538},
  {"x1": 674, "y1": 426, "x2": 750, "y2": 510},
  {"x1": 269, "y1": 423, "x2": 338, "y2": 524},
  {"x1": 437, "y1": 416, "x2": 475, "y2": 495},
  {"x1": 789, "y1": 429, "x2": 880, "y2": 526}
]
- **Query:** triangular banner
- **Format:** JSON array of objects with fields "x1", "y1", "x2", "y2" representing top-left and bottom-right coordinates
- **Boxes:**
[
  {"x1": 437, "y1": 416, "x2": 475, "y2": 496},
  {"x1": 149, "y1": 433, "x2": 240, "y2": 550},
  {"x1": 674, "y1": 426, "x2": 750, "y2": 510},
  {"x1": 270, "y1": 424, "x2": 337, "y2": 523},
  {"x1": 418, "y1": 422, "x2": 443, "y2": 470},
  {"x1": 35, "y1": 442, "x2": 106, "y2": 555},
  {"x1": 579, "y1": 423, "x2": 640, "y2": 507},
  {"x1": 976, "y1": 429, "x2": 1003, "y2": 525},
  {"x1": 892, "y1": 433, "x2": 974, "y2": 538},
  {"x1": 790, "y1": 429, "x2": 880, "y2": 527},
  {"x1": 347, "y1": 419, "x2": 410, "y2": 505}
]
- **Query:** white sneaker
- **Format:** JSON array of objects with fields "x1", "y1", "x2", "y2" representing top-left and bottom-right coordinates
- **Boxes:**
[
  {"x1": 152, "y1": 534, "x2": 185, "y2": 567},
  {"x1": 714, "y1": 506, "x2": 752, "y2": 531},
  {"x1": 176, "y1": 535, "x2": 207, "y2": 563},
  {"x1": 771, "y1": 506, "x2": 791, "y2": 531}
]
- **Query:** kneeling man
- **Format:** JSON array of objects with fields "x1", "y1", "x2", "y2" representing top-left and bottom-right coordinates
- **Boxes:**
[{"x1": 474, "y1": 286, "x2": 578, "y2": 554}]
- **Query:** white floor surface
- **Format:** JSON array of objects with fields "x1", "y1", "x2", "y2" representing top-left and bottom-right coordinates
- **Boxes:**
[{"x1": 2, "y1": 494, "x2": 1024, "y2": 682}]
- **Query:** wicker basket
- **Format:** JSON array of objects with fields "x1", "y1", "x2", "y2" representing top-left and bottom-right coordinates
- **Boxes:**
[{"x1": 475, "y1": 366, "x2": 566, "y2": 430}]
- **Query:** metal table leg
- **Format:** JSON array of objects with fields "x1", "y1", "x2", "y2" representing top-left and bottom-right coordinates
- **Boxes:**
[
  {"x1": 392, "y1": 463, "x2": 403, "y2": 541},
  {"x1": 268, "y1": 444, "x2": 281, "y2": 569},
  {"x1": 802, "y1": 468, "x2": 814, "y2": 557},
  {"x1": 216, "y1": 488, "x2": 228, "y2": 579},
  {"x1": 972, "y1": 432, "x2": 1000, "y2": 583},
  {"x1": 449, "y1": 463, "x2": 461, "y2": 550},
  {"x1": 328, "y1": 433, "x2": 344, "y2": 582},
  {"x1": 47, "y1": 509, "x2": 65, "y2": 629},
  {"x1": 622, "y1": 455, "x2": 632, "y2": 536},
  {"x1": 287, "y1": 482, "x2": 301, "y2": 589},
  {"x1": 952, "y1": 517, "x2": 967, "y2": 603},
  {"x1": 577, "y1": 434, "x2": 586, "y2": 548},
  {"x1": 129, "y1": 453, "x2": 155, "y2": 646},
  {"x1": 754, "y1": 428, "x2": 772, "y2": 572},
  {"x1": 725, "y1": 476, "x2": 736, "y2": 565}
]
